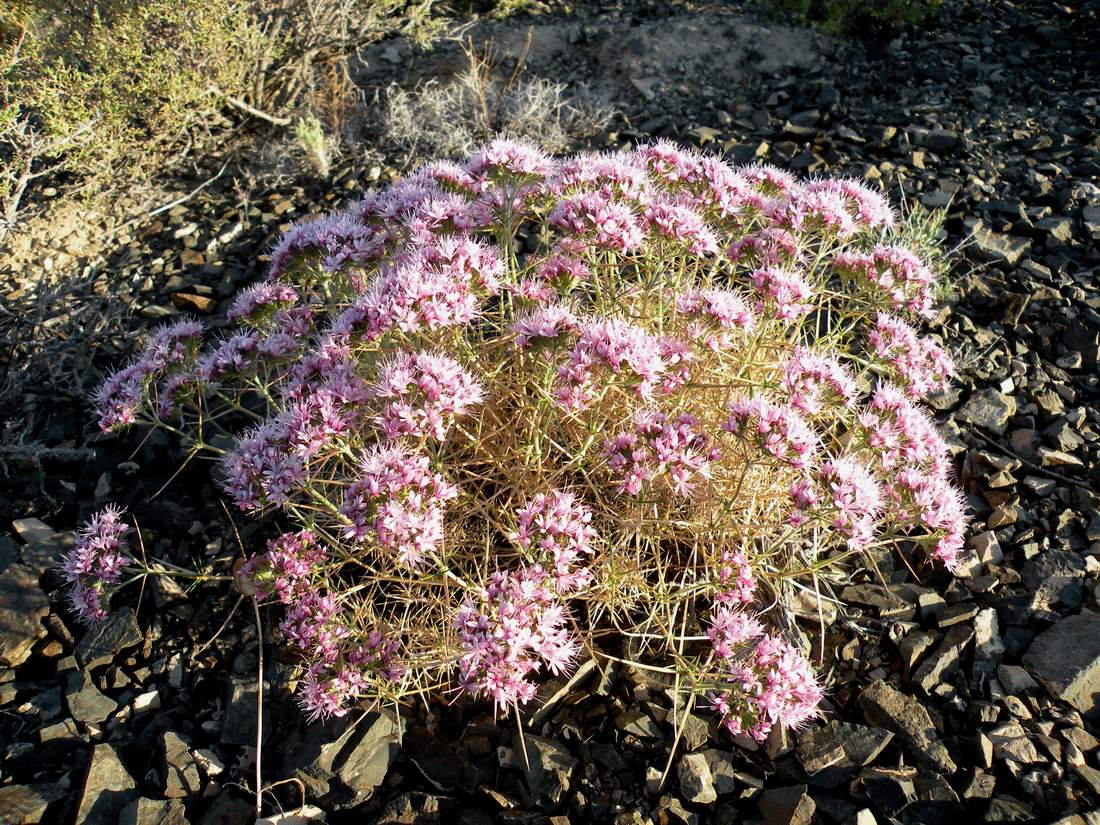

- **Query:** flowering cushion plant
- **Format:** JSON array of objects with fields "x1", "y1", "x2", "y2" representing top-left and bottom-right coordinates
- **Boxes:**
[{"x1": 71, "y1": 138, "x2": 968, "y2": 743}]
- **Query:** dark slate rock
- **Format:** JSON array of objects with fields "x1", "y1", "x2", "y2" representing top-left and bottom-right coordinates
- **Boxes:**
[
  {"x1": 516, "y1": 734, "x2": 578, "y2": 807},
  {"x1": 405, "y1": 726, "x2": 485, "y2": 794},
  {"x1": 162, "y1": 731, "x2": 201, "y2": 798},
  {"x1": 758, "y1": 784, "x2": 815, "y2": 825},
  {"x1": 75, "y1": 608, "x2": 142, "y2": 669},
  {"x1": 859, "y1": 680, "x2": 956, "y2": 774},
  {"x1": 120, "y1": 797, "x2": 189, "y2": 825},
  {"x1": 76, "y1": 743, "x2": 139, "y2": 825},
  {"x1": 957, "y1": 389, "x2": 1017, "y2": 436},
  {"x1": 1021, "y1": 549, "x2": 1087, "y2": 612},
  {"x1": 1023, "y1": 609, "x2": 1100, "y2": 715},
  {"x1": 0, "y1": 783, "x2": 66, "y2": 824},
  {"x1": 678, "y1": 752, "x2": 717, "y2": 803},
  {"x1": 0, "y1": 563, "x2": 49, "y2": 667}
]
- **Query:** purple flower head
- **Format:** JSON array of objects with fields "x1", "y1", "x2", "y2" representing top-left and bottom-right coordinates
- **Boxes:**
[
  {"x1": 604, "y1": 409, "x2": 718, "y2": 497},
  {"x1": 751, "y1": 267, "x2": 815, "y2": 323},
  {"x1": 340, "y1": 444, "x2": 458, "y2": 568},
  {"x1": 556, "y1": 318, "x2": 667, "y2": 411},
  {"x1": 59, "y1": 505, "x2": 133, "y2": 625},
  {"x1": 817, "y1": 456, "x2": 883, "y2": 550},
  {"x1": 512, "y1": 490, "x2": 596, "y2": 592},
  {"x1": 833, "y1": 245, "x2": 936, "y2": 317},
  {"x1": 513, "y1": 304, "x2": 578, "y2": 349},
  {"x1": 240, "y1": 530, "x2": 326, "y2": 603},
  {"x1": 781, "y1": 347, "x2": 858, "y2": 415},
  {"x1": 724, "y1": 395, "x2": 820, "y2": 471},
  {"x1": 370, "y1": 350, "x2": 484, "y2": 442},
  {"x1": 707, "y1": 605, "x2": 823, "y2": 741},
  {"x1": 869, "y1": 313, "x2": 954, "y2": 397},
  {"x1": 677, "y1": 288, "x2": 757, "y2": 351},
  {"x1": 455, "y1": 564, "x2": 580, "y2": 708}
]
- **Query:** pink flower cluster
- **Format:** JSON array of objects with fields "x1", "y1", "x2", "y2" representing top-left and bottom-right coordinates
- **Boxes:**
[
  {"x1": 707, "y1": 606, "x2": 823, "y2": 741},
  {"x1": 869, "y1": 313, "x2": 954, "y2": 398},
  {"x1": 714, "y1": 549, "x2": 757, "y2": 606},
  {"x1": 556, "y1": 318, "x2": 667, "y2": 410},
  {"x1": 833, "y1": 245, "x2": 936, "y2": 317},
  {"x1": 370, "y1": 351, "x2": 484, "y2": 441},
  {"x1": 548, "y1": 192, "x2": 646, "y2": 254},
  {"x1": 95, "y1": 320, "x2": 204, "y2": 430},
  {"x1": 513, "y1": 304, "x2": 578, "y2": 349},
  {"x1": 227, "y1": 281, "x2": 301, "y2": 325},
  {"x1": 86, "y1": 138, "x2": 970, "y2": 737},
  {"x1": 298, "y1": 630, "x2": 404, "y2": 722},
  {"x1": 219, "y1": 420, "x2": 305, "y2": 511},
  {"x1": 727, "y1": 227, "x2": 802, "y2": 269},
  {"x1": 724, "y1": 395, "x2": 819, "y2": 470},
  {"x1": 677, "y1": 289, "x2": 756, "y2": 351},
  {"x1": 781, "y1": 347, "x2": 858, "y2": 415},
  {"x1": 512, "y1": 490, "x2": 596, "y2": 592},
  {"x1": 604, "y1": 409, "x2": 718, "y2": 496},
  {"x1": 859, "y1": 384, "x2": 967, "y2": 569},
  {"x1": 751, "y1": 267, "x2": 815, "y2": 323},
  {"x1": 455, "y1": 565, "x2": 579, "y2": 707},
  {"x1": 814, "y1": 456, "x2": 884, "y2": 550},
  {"x1": 333, "y1": 236, "x2": 503, "y2": 341},
  {"x1": 340, "y1": 444, "x2": 458, "y2": 568},
  {"x1": 240, "y1": 530, "x2": 405, "y2": 721},
  {"x1": 58, "y1": 505, "x2": 134, "y2": 624},
  {"x1": 240, "y1": 530, "x2": 326, "y2": 603}
]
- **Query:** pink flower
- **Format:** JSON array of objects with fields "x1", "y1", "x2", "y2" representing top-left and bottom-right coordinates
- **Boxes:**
[
  {"x1": 218, "y1": 419, "x2": 305, "y2": 511},
  {"x1": 833, "y1": 245, "x2": 936, "y2": 317},
  {"x1": 548, "y1": 192, "x2": 645, "y2": 254},
  {"x1": 552, "y1": 153, "x2": 651, "y2": 201},
  {"x1": 513, "y1": 304, "x2": 578, "y2": 349},
  {"x1": 724, "y1": 396, "x2": 820, "y2": 470},
  {"x1": 340, "y1": 445, "x2": 458, "y2": 568},
  {"x1": 466, "y1": 138, "x2": 556, "y2": 181},
  {"x1": 643, "y1": 199, "x2": 720, "y2": 255},
  {"x1": 677, "y1": 288, "x2": 757, "y2": 351},
  {"x1": 94, "y1": 320, "x2": 205, "y2": 430},
  {"x1": 817, "y1": 457, "x2": 883, "y2": 550},
  {"x1": 58, "y1": 505, "x2": 133, "y2": 624},
  {"x1": 197, "y1": 333, "x2": 261, "y2": 382},
  {"x1": 742, "y1": 164, "x2": 798, "y2": 196},
  {"x1": 805, "y1": 178, "x2": 897, "y2": 232},
  {"x1": 727, "y1": 227, "x2": 803, "y2": 269},
  {"x1": 336, "y1": 236, "x2": 503, "y2": 340},
  {"x1": 370, "y1": 350, "x2": 484, "y2": 441},
  {"x1": 859, "y1": 383, "x2": 968, "y2": 570},
  {"x1": 512, "y1": 490, "x2": 596, "y2": 592},
  {"x1": 604, "y1": 409, "x2": 718, "y2": 497},
  {"x1": 869, "y1": 313, "x2": 954, "y2": 397},
  {"x1": 556, "y1": 317, "x2": 667, "y2": 411},
  {"x1": 781, "y1": 347, "x2": 858, "y2": 415},
  {"x1": 631, "y1": 139, "x2": 702, "y2": 187},
  {"x1": 455, "y1": 565, "x2": 580, "y2": 708},
  {"x1": 227, "y1": 282, "x2": 301, "y2": 324},
  {"x1": 708, "y1": 605, "x2": 764, "y2": 660},
  {"x1": 240, "y1": 530, "x2": 326, "y2": 603},
  {"x1": 751, "y1": 267, "x2": 815, "y2": 323},
  {"x1": 706, "y1": 605, "x2": 823, "y2": 741},
  {"x1": 714, "y1": 549, "x2": 757, "y2": 606}
]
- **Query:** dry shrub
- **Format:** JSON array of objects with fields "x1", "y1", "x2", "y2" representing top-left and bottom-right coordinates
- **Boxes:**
[
  {"x1": 382, "y1": 43, "x2": 613, "y2": 157},
  {"x1": 75, "y1": 139, "x2": 968, "y2": 743}
]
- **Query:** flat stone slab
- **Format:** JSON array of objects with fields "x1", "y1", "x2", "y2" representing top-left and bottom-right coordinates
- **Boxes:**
[
  {"x1": 0, "y1": 563, "x2": 50, "y2": 667},
  {"x1": 1023, "y1": 609, "x2": 1100, "y2": 715},
  {"x1": 859, "y1": 679, "x2": 956, "y2": 774}
]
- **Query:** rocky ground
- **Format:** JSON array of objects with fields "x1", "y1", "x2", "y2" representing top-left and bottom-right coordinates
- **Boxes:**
[{"x1": 1, "y1": 0, "x2": 1099, "y2": 823}]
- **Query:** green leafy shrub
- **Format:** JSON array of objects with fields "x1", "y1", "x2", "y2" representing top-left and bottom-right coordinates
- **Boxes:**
[{"x1": 0, "y1": 0, "x2": 448, "y2": 232}]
